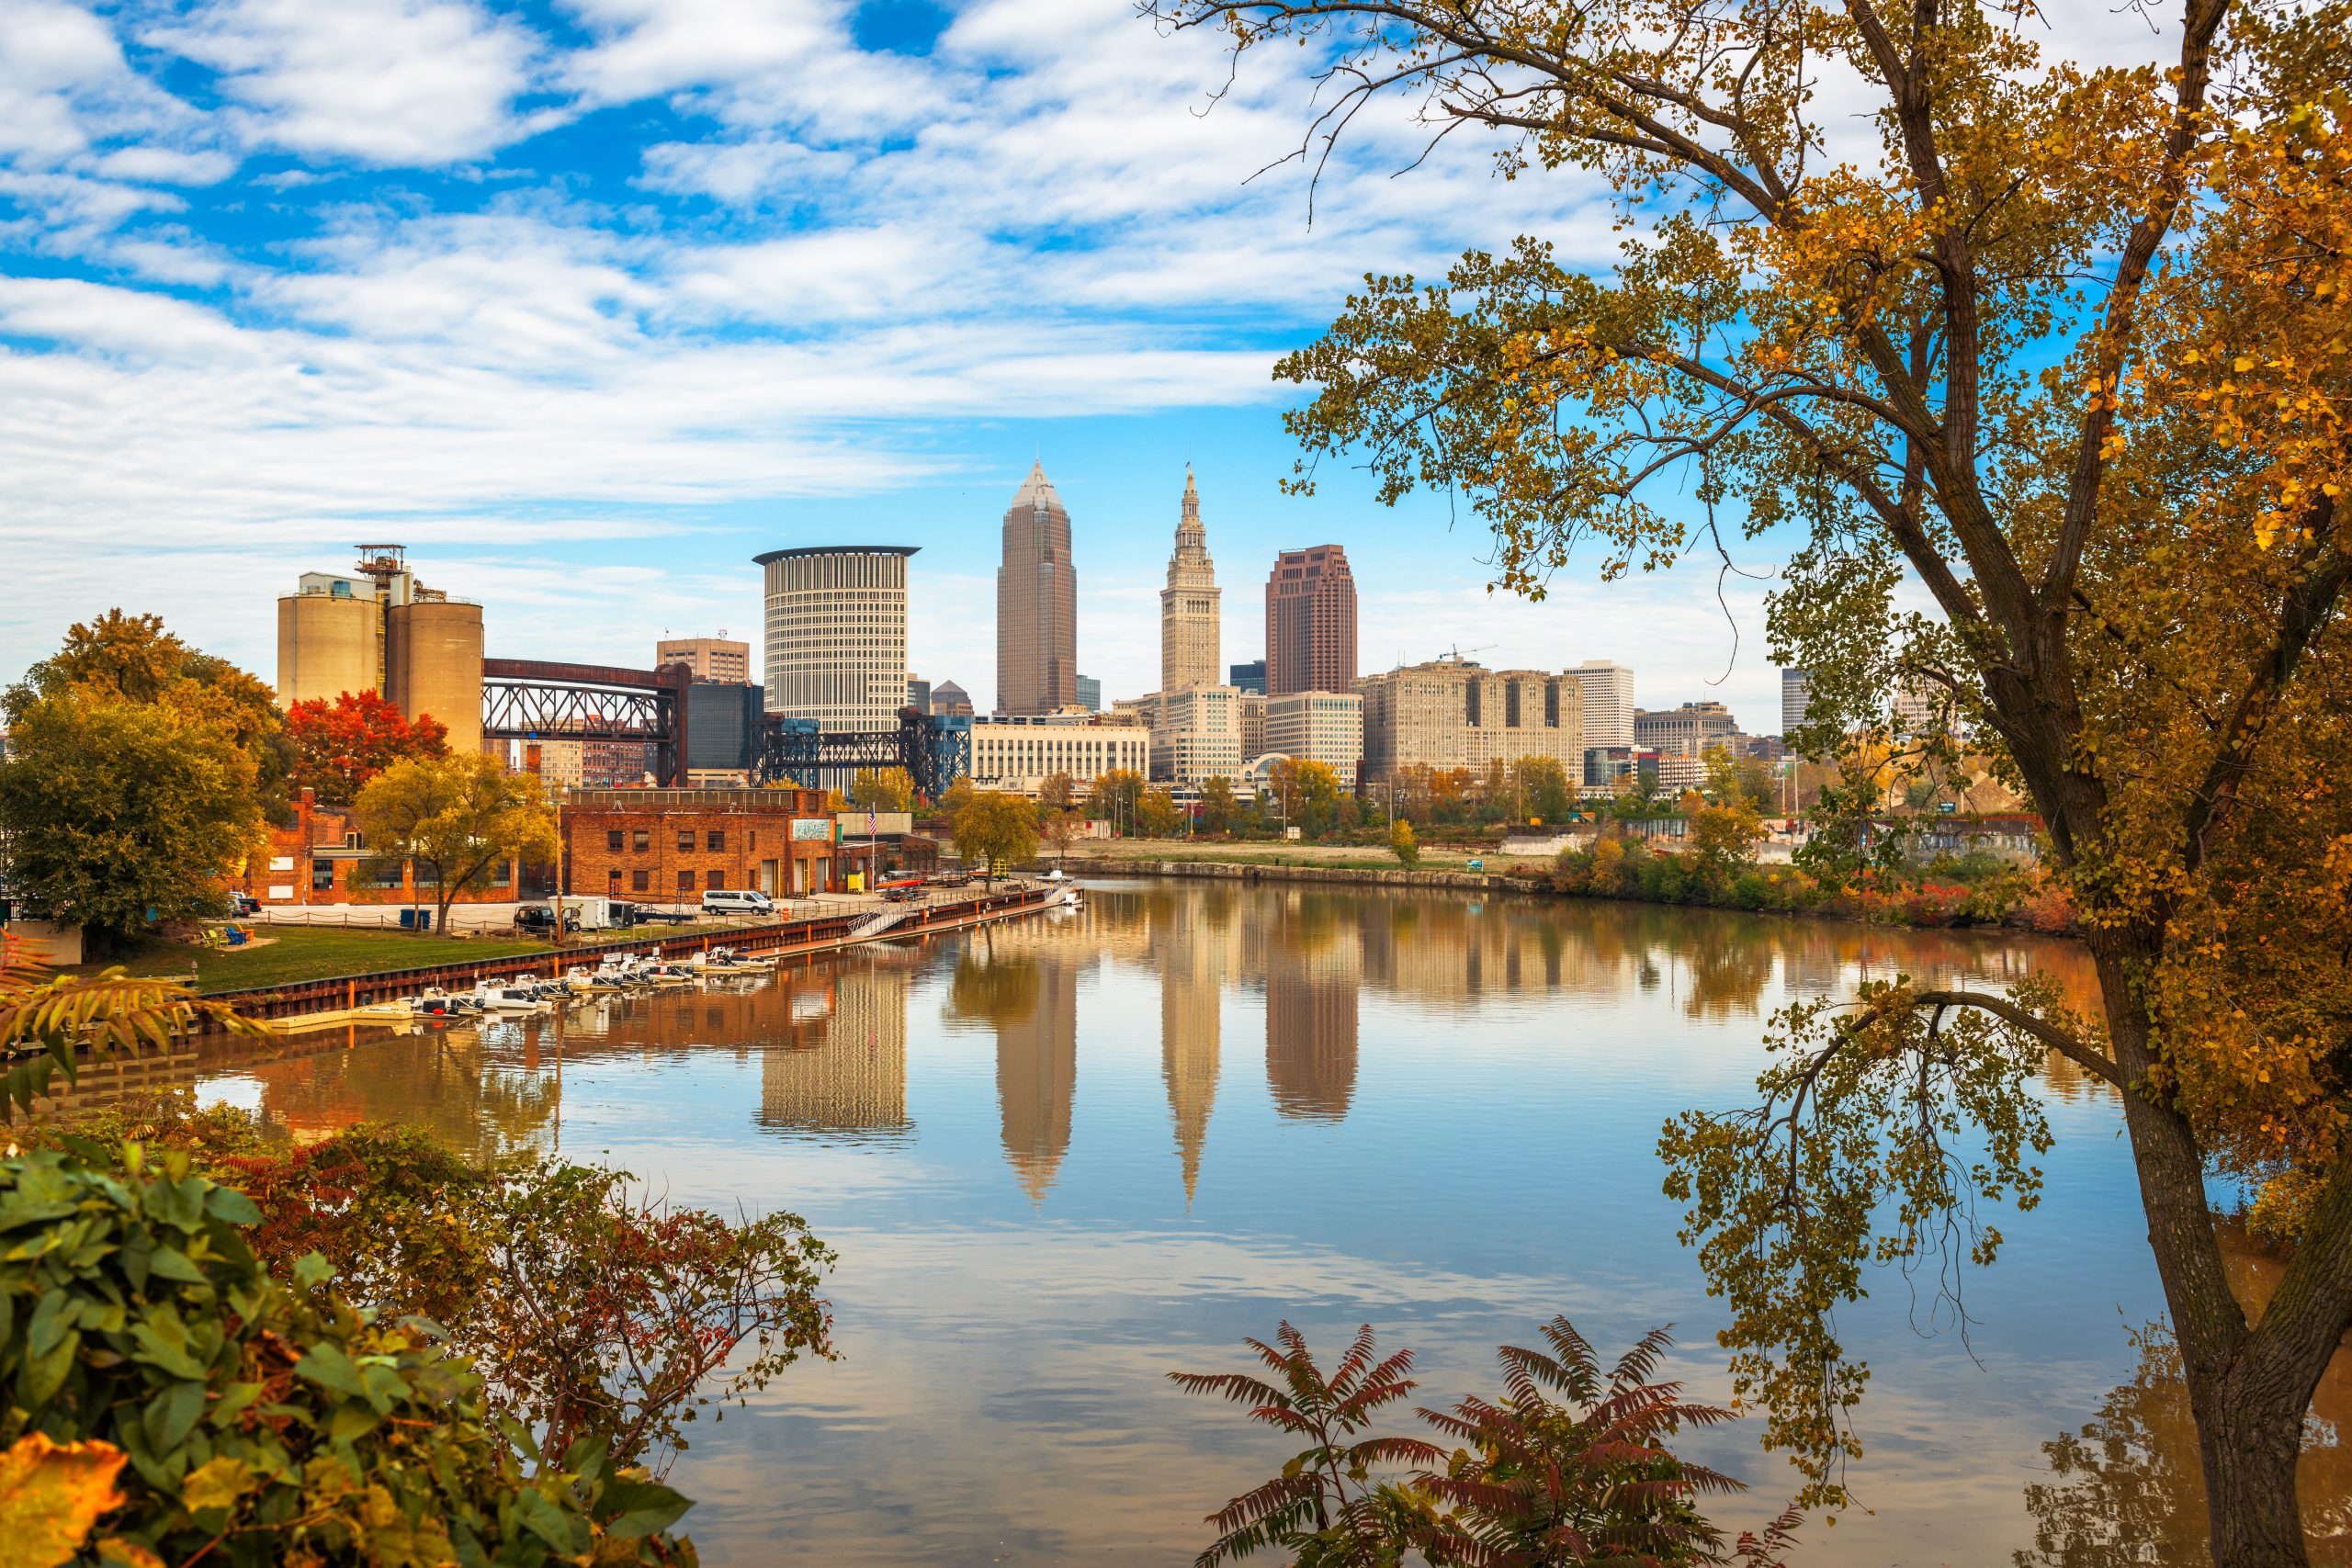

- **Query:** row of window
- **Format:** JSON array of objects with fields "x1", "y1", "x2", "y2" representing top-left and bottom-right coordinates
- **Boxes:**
[
  {"x1": 604, "y1": 829, "x2": 735, "y2": 852},
  {"x1": 603, "y1": 868, "x2": 729, "y2": 893}
]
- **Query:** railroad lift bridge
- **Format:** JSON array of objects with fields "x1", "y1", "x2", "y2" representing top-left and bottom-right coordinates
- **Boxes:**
[{"x1": 481, "y1": 660, "x2": 969, "y2": 797}]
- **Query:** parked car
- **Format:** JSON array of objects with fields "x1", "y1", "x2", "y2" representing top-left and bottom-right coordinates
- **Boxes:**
[
  {"x1": 635, "y1": 906, "x2": 694, "y2": 925},
  {"x1": 514, "y1": 904, "x2": 582, "y2": 934},
  {"x1": 700, "y1": 889, "x2": 776, "y2": 918},
  {"x1": 225, "y1": 892, "x2": 262, "y2": 918}
]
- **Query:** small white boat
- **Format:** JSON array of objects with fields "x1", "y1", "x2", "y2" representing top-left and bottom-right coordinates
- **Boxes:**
[
  {"x1": 415, "y1": 987, "x2": 482, "y2": 1016},
  {"x1": 475, "y1": 984, "x2": 549, "y2": 1012},
  {"x1": 640, "y1": 963, "x2": 698, "y2": 987}
]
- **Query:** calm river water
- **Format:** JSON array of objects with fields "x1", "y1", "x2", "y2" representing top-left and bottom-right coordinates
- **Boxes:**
[{"x1": 189, "y1": 880, "x2": 2342, "y2": 1564}]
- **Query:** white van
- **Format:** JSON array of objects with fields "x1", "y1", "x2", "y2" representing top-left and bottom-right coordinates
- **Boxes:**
[{"x1": 700, "y1": 888, "x2": 775, "y2": 917}]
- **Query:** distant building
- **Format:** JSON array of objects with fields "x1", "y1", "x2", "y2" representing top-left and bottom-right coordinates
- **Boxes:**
[
  {"x1": 1265, "y1": 545, "x2": 1357, "y2": 697},
  {"x1": 526, "y1": 740, "x2": 584, "y2": 797},
  {"x1": 1228, "y1": 658, "x2": 1267, "y2": 695},
  {"x1": 276, "y1": 546, "x2": 483, "y2": 752},
  {"x1": 1570, "y1": 661, "x2": 1636, "y2": 750},
  {"x1": 1892, "y1": 678, "x2": 1950, "y2": 739},
  {"x1": 1152, "y1": 685, "x2": 1243, "y2": 785},
  {"x1": 1780, "y1": 667, "x2": 1812, "y2": 737},
  {"x1": 1356, "y1": 660, "x2": 1583, "y2": 783},
  {"x1": 1265, "y1": 691, "x2": 1363, "y2": 789},
  {"x1": 968, "y1": 714, "x2": 1149, "y2": 795},
  {"x1": 1583, "y1": 745, "x2": 1660, "y2": 794},
  {"x1": 561, "y1": 784, "x2": 838, "y2": 898},
  {"x1": 1657, "y1": 755, "x2": 1708, "y2": 792},
  {"x1": 1113, "y1": 693, "x2": 1160, "y2": 731},
  {"x1": 657, "y1": 637, "x2": 751, "y2": 683},
  {"x1": 756, "y1": 545, "x2": 915, "y2": 732},
  {"x1": 582, "y1": 739, "x2": 659, "y2": 788},
  {"x1": 1237, "y1": 690, "x2": 1266, "y2": 762},
  {"x1": 1074, "y1": 675, "x2": 1101, "y2": 713},
  {"x1": 928, "y1": 680, "x2": 974, "y2": 717},
  {"x1": 1160, "y1": 468, "x2": 1222, "y2": 695},
  {"x1": 1634, "y1": 701, "x2": 1737, "y2": 758},
  {"x1": 685, "y1": 681, "x2": 764, "y2": 781},
  {"x1": 998, "y1": 460, "x2": 1079, "y2": 715}
]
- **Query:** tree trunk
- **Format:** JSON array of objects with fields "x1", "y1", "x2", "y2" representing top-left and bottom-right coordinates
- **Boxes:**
[{"x1": 2095, "y1": 942, "x2": 2324, "y2": 1567}]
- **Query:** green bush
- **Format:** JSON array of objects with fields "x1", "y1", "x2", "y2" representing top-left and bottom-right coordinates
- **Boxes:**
[{"x1": 0, "y1": 1143, "x2": 695, "y2": 1566}]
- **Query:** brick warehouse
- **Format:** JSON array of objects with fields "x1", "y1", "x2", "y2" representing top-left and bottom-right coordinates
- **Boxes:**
[
  {"x1": 239, "y1": 788, "x2": 537, "y2": 908},
  {"x1": 560, "y1": 786, "x2": 842, "y2": 900}
]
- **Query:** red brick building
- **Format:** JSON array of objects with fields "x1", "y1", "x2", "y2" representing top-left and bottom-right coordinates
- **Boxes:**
[
  {"x1": 560, "y1": 786, "x2": 839, "y2": 901},
  {"x1": 238, "y1": 788, "x2": 534, "y2": 908}
]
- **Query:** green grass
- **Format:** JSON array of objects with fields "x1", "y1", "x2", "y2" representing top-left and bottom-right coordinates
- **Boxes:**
[{"x1": 79, "y1": 927, "x2": 561, "y2": 994}]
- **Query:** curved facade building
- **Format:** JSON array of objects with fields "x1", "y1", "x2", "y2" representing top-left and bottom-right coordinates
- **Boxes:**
[
  {"x1": 996, "y1": 461, "x2": 1077, "y2": 715},
  {"x1": 757, "y1": 545, "x2": 916, "y2": 732}
]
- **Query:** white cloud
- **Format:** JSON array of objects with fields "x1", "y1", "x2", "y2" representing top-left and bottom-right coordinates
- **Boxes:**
[{"x1": 147, "y1": 0, "x2": 548, "y2": 165}]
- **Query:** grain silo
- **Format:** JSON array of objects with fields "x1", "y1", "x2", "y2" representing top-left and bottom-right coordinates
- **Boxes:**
[
  {"x1": 276, "y1": 575, "x2": 380, "y2": 707},
  {"x1": 387, "y1": 593, "x2": 484, "y2": 753}
]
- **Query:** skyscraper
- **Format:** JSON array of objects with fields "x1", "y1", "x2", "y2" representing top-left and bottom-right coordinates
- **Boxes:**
[
  {"x1": 1780, "y1": 667, "x2": 1813, "y2": 736},
  {"x1": 1264, "y1": 545, "x2": 1357, "y2": 697},
  {"x1": 996, "y1": 460, "x2": 1078, "y2": 715},
  {"x1": 657, "y1": 637, "x2": 751, "y2": 683},
  {"x1": 755, "y1": 545, "x2": 915, "y2": 731},
  {"x1": 1569, "y1": 660, "x2": 1636, "y2": 750},
  {"x1": 1160, "y1": 468, "x2": 1221, "y2": 694}
]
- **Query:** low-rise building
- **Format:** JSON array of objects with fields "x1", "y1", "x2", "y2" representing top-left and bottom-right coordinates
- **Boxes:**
[
  {"x1": 969, "y1": 714, "x2": 1150, "y2": 795},
  {"x1": 1634, "y1": 701, "x2": 1737, "y2": 757},
  {"x1": 1264, "y1": 690, "x2": 1363, "y2": 788},
  {"x1": 1152, "y1": 684, "x2": 1244, "y2": 785},
  {"x1": 237, "y1": 788, "x2": 540, "y2": 908},
  {"x1": 1356, "y1": 660, "x2": 1583, "y2": 783},
  {"x1": 1237, "y1": 690, "x2": 1266, "y2": 764},
  {"x1": 561, "y1": 785, "x2": 838, "y2": 900}
]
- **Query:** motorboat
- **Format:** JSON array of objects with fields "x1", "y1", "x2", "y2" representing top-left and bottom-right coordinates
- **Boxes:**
[
  {"x1": 415, "y1": 987, "x2": 483, "y2": 1016},
  {"x1": 475, "y1": 984, "x2": 549, "y2": 1012},
  {"x1": 640, "y1": 963, "x2": 698, "y2": 987},
  {"x1": 690, "y1": 946, "x2": 760, "y2": 973},
  {"x1": 568, "y1": 964, "x2": 633, "y2": 994}
]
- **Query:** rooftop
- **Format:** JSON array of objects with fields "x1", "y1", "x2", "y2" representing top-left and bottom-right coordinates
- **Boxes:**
[{"x1": 752, "y1": 545, "x2": 921, "y2": 565}]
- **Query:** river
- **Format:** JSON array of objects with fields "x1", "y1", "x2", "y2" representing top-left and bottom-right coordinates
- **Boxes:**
[{"x1": 187, "y1": 878, "x2": 2342, "y2": 1564}]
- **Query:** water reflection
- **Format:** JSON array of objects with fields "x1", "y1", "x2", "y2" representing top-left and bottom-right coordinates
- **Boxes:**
[{"x1": 182, "y1": 883, "x2": 2152, "y2": 1567}]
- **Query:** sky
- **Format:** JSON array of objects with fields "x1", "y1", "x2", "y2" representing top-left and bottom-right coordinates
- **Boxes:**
[{"x1": 0, "y1": 0, "x2": 2189, "y2": 728}]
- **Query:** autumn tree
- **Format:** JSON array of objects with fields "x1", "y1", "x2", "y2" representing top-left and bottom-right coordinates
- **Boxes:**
[
  {"x1": 1268, "y1": 757, "x2": 1343, "y2": 835},
  {"x1": 352, "y1": 753, "x2": 558, "y2": 934},
  {"x1": 1390, "y1": 817, "x2": 1419, "y2": 867},
  {"x1": 1137, "y1": 786, "x2": 1185, "y2": 839},
  {"x1": 1161, "y1": 1, "x2": 2352, "y2": 1560},
  {"x1": 1510, "y1": 754, "x2": 1576, "y2": 824},
  {"x1": 1088, "y1": 767, "x2": 1146, "y2": 831},
  {"x1": 1199, "y1": 774, "x2": 1239, "y2": 833},
  {"x1": 850, "y1": 767, "x2": 913, "y2": 813},
  {"x1": 286, "y1": 690, "x2": 450, "y2": 806},
  {"x1": 1038, "y1": 771, "x2": 1077, "y2": 812},
  {"x1": 0, "y1": 615, "x2": 285, "y2": 945},
  {"x1": 952, "y1": 791, "x2": 1039, "y2": 887}
]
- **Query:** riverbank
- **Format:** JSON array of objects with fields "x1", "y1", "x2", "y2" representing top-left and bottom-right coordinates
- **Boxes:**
[{"x1": 1056, "y1": 840, "x2": 2075, "y2": 935}]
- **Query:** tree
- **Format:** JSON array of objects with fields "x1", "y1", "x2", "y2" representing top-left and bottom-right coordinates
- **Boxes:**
[
  {"x1": 353, "y1": 752, "x2": 558, "y2": 934},
  {"x1": 1268, "y1": 758, "x2": 1341, "y2": 836},
  {"x1": 1043, "y1": 809, "x2": 1081, "y2": 869},
  {"x1": 1199, "y1": 775, "x2": 1238, "y2": 833},
  {"x1": 1038, "y1": 771, "x2": 1077, "y2": 812},
  {"x1": 1390, "y1": 818, "x2": 1419, "y2": 867},
  {"x1": 0, "y1": 692, "x2": 266, "y2": 947},
  {"x1": 1137, "y1": 786, "x2": 1185, "y2": 839},
  {"x1": 1512, "y1": 755, "x2": 1575, "y2": 824},
  {"x1": 850, "y1": 767, "x2": 913, "y2": 813},
  {"x1": 286, "y1": 690, "x2": 450, "y2": 806},
  {"x1": 7, "y1": 609, "x2": 295, "y2": 828},
  {"x1": 1164, "y1": 1, "x2": 2352, "y2": 1559},
  {"x1": 952, "y1": 791, "x2": 1038, "y2": 887},
  {"x1": 3, "y1": 941, "x2": 269, "y2": 1120},
  {"x1": 1088, "y1": 767, "x2": 1145, "y2": 832}
]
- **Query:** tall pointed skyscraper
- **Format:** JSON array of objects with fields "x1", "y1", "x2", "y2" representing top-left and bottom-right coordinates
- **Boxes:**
[
  {"x1": 996, "y1": 460, "x2": 1078, "y2": 715},
  {"x1": 1160, "y1": 468, "x2": 1221, "y2": 695}
]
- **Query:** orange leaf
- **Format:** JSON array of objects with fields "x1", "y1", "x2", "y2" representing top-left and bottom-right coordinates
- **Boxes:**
[{"x1": 0, "y1": 1434, "x2": 128, "y2": 1568}]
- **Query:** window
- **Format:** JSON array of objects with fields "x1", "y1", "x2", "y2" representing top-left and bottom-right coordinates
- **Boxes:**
[
  {"x1": 311, "y1": 858, "x2": 335, "y2": 893},
  {"x1": 607, "y1": 829, "x2": 624, "y2": 852},
  {"x1": 707, "y1": 870, "x2": 725, "y2": 890},
  {"x1": 363, "y1": 859, "x2": 405, "y2": 889},
  {"x1": 678, "y1": 829, "x2": 695, "y2": 853},
  {"x1": 490, "y1": 862, "x2": 511, "y2": 888},
  {"x1": 707, "y1": 829, "x2": 725, "y2": 852},
  {"x1": 676, "y1": 870, "x2": 695, "y2": 892},
  {"x1": 632, "y1": 829, "x2": 650, "y2": 852},
  {"x1": 631, "y1": 869, "x2": 650, "y2": 892}
]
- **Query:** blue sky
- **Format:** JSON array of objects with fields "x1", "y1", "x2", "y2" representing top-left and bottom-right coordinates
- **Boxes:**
[{"x1": 1, "y1": 0, "x2": 2178, "y2": 726}]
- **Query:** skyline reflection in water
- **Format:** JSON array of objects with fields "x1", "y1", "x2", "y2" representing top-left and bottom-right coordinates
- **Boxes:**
[{"x1": 187, "y1": 881, "x2": 2305, "y2": 1565}]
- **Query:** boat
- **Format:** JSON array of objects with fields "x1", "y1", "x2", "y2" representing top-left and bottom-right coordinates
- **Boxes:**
[
  {"x1": 475, "y1": 984, "x2": 549, "y2": 1012},
  {"x1": 568, "y1": 964, "x2": 632, "y2": 994},
  {"x1": 415, "y1": 987, "x2": 482, "y2": 1016},
  {"x1": 690, "y1": 946, "x2": 760, "y2": 973},
  {"x1": 640, "y1": 963, "x2": 698, "y2": 987}
]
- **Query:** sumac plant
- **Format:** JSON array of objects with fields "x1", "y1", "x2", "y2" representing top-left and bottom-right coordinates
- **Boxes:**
[
  {"x1": 43, "y1": 1100, "x2": 838, "y2": 1477},
  {"x1": 1173, "y1": 1317, "x2": 1800, "y2": 1567},
  {"x1": 0, "y1": 1143, "x2": 696, "y2": 1567}
]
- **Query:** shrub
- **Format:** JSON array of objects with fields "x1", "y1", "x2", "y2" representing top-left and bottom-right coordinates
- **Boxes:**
[{"x1": 0, "y1": 1143, "x2": 695, "y2": 1566}]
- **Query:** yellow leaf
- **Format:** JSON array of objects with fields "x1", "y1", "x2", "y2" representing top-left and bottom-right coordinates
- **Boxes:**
[
  {"x1": 181, "y1": 1455, "x2": 257, "y2": 1516},
  {"x1": 0, "y1": 1434, "x2": 127, "y2": 1568},
  {"x1": 94, "y1": 1542, "x2": 165, "y2": 1568}
]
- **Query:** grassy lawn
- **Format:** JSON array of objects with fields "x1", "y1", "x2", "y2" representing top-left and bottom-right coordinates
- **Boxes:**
[{"x1": 77, "y1": 927, "x2": 559, "y2": 994}]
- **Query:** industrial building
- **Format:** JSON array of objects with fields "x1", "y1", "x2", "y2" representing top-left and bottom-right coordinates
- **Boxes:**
[
  {"x1": 1355, "y1": 659, "x2": 1584, "y2": 783},
  {"x1": 560, "y1": 785, "x2": 838, "y2": 898},
  {"x1": 275, "y1": 545, "x2": 483, "y2": 752},
  {"x1": 757, "y1": 545, "x2": 915, "y2": 732}
]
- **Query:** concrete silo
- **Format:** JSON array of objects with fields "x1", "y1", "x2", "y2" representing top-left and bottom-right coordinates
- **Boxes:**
[
  {"x1": 387, "y1": 593, "x2": 484, "y2": 753},
  {"x1": 276, "y1": 576, "x2": 380, "y2": 708}
]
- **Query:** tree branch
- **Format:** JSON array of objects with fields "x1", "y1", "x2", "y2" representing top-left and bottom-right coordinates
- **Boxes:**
[{"x1": 1913, "y1": 989, "x2": 2123, "y2": 1089}]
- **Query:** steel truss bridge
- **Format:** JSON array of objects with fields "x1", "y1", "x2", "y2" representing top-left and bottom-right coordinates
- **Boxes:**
[
  {"x1": 754, "y1": 709, "x2": 971, "y2": 800},
  {"x1": 481, "y1": 659, "x2": 691, "y2": 786}
]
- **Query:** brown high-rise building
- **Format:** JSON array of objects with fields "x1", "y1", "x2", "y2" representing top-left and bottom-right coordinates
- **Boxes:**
[
  {"x1": 1264, "y1": 544, "x2": 1357, "y2": 697},
  {"x1": 656, "y1": 637, "x2": 751, "y2": 683},
  {"x1": 996, "y1": 461, "x2": 1078, "y2": 715}
]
